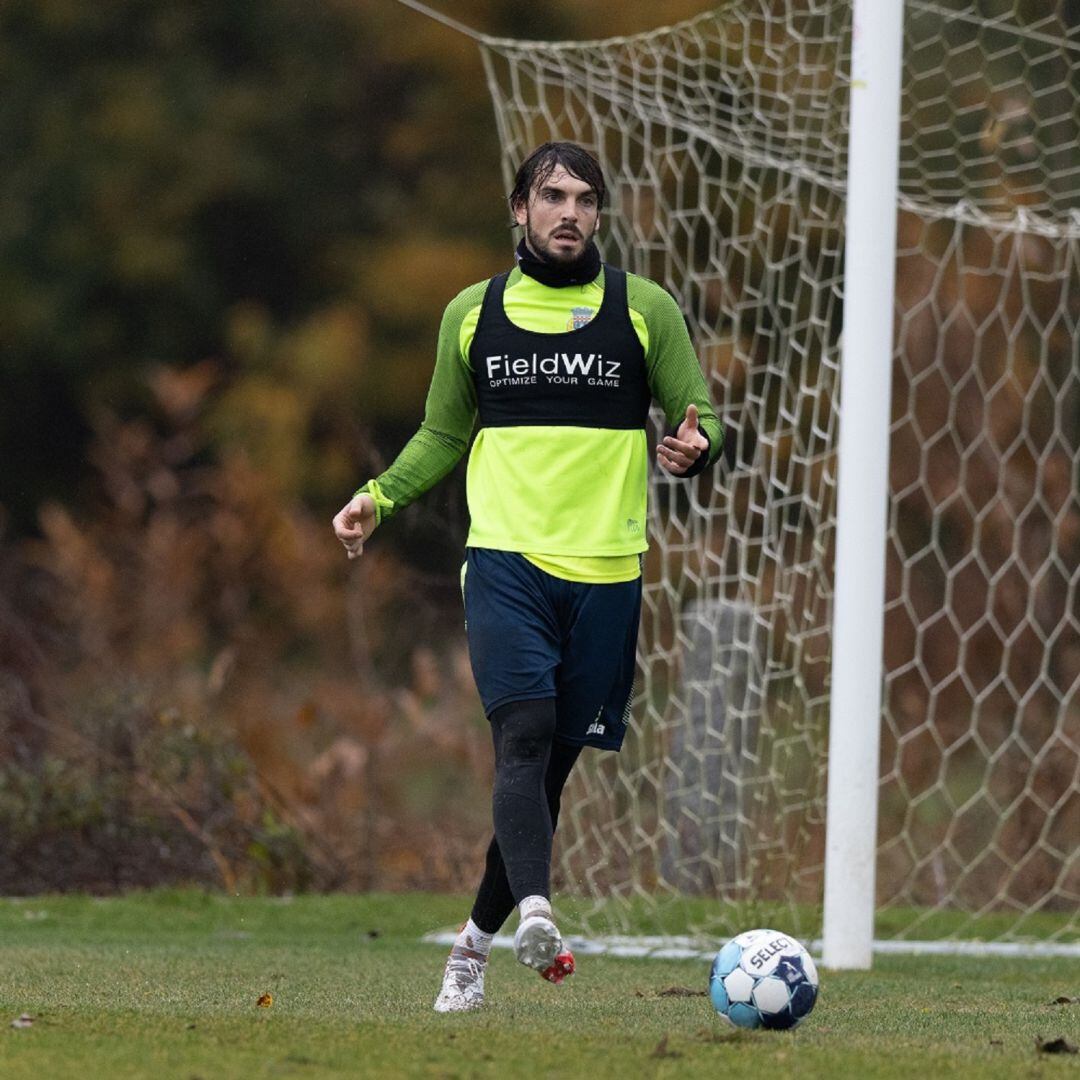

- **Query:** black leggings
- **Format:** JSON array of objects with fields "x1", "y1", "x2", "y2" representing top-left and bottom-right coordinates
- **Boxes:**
[{"x1": 470, "y1": 698, "x2": 581, "y2": 935}]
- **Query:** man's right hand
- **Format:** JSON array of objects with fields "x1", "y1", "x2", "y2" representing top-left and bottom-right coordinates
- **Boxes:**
[{"x1": 332, "y1": 494, "x2": 377, "y2": 559}]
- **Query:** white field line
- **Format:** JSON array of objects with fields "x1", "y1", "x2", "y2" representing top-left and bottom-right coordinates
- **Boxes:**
[{"x1": 422, "y1": 930, "x2": 1080, "y2": 961}]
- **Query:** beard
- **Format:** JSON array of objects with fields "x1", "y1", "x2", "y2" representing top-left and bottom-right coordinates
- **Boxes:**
[{"x1": 525, "y1": 218, "x2": 593, "y2": 264}]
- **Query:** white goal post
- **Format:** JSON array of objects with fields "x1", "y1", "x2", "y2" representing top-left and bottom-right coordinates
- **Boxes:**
[
  {"x1": 821, "y1": 0, "x2": 905, "y2": 970},
  {"x1": 405, "y1": 0, "x2": 1080, "y2": 964}
]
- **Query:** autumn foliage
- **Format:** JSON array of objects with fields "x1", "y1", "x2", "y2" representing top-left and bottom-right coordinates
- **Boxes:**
[
  {"x1": 1, "y1": 0, "x2": 1076, "y2": 905},
  {"x1": 0, "y1": 359, "x2": 493, "y2": 893}
]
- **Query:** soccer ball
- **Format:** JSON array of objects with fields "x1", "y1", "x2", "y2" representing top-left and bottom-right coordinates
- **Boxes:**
[{"x1": 708, "y1": 928, "x2": 819, "y2": 1030}]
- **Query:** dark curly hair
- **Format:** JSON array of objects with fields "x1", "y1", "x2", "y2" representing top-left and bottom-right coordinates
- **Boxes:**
[{"x1": 508, "y1": 141, "x2": 608, "y2": 221}]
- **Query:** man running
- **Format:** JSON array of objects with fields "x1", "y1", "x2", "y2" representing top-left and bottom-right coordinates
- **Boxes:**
[{"x1": 333, "y1": 141, "x2": 722, "y2": 1011}]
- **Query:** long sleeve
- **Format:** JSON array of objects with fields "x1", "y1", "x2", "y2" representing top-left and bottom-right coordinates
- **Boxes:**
[
  {"x1": 628, "y1": 274, "x2": 723, "y2": 468},
  {"x1": 354, "y1": 281, "x2": 487, "y2": 523}
]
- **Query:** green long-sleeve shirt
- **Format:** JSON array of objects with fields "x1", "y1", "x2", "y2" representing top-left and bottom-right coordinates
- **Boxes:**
[{"x1": 357, "y1": 264, "x2": 721, "y2": 582}]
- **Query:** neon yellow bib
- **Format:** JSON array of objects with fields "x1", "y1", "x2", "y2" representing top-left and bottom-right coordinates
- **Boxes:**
[{"x1": 461, "y1": 272, "x2": 647, "y2": 579}]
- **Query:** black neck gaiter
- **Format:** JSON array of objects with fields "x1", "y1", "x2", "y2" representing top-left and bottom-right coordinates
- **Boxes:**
[{"x1": 515, "y1": 236, "x2": 602, "y2": 288}]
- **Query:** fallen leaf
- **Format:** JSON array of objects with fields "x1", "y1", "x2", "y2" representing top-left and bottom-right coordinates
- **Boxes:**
[
  {"x1": 657, "y1": 986, "x2": 707, "y2": 997},
  {"x1": 256, "y1": 993, "x2": 273, "y2": 1008},
  {"x1": 650, "y1": 1034, "x2": 681, "y2": 1060},
  {"x1": 10, "y1": 1014, "x2": 34, "y2": 1029},
  {"x1": 1036, "y1": 1036, "x2": 1078, "y2": 1055}
]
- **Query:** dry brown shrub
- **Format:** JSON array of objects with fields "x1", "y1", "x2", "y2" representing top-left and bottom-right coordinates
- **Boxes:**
[{"x1": 0, "y1": 361, "x2": 490, "y2": 894}]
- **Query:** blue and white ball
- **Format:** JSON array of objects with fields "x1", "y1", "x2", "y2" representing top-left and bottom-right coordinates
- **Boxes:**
[{"x1": 709, "y1": 928, "x2": 819, "y2": 1030}]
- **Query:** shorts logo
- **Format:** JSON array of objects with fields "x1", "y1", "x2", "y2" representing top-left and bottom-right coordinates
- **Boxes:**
[
  {"x1": 568, "y1": 307, "x2": 596, "y2": 331},
  {"x1": 586, "y1": 706, "x2": 606, "y2": 737}
]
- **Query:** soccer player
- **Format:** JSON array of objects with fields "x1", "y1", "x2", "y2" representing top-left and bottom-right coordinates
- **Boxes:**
[{"x1": 333, "y1": 142, "x2": 722, "y2": 1012}]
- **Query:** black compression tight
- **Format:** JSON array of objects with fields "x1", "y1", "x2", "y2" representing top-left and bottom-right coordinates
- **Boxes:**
[{"x1": 470, "y1": 698, "x2": 582, "y2": 935}]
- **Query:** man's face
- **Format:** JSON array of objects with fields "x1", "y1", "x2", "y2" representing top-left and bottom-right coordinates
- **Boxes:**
[{"x1": 514, "y1": 166, "x2": 600, "y2": 264}]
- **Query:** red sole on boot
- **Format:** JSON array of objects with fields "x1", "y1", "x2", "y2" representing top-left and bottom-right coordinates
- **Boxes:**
[{"x1": 541, "y1": 951, "x2": 575, "y2": 984}]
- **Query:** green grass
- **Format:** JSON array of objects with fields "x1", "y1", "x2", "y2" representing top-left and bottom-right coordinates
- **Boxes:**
[{"x1": 1, "y1": 892, "x2": 1078, "y2": 1079}]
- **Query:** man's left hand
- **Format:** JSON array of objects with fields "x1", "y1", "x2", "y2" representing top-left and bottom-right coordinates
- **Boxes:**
[{"x1": 656, "y1": 404, "x2": 708, "y2": 476}]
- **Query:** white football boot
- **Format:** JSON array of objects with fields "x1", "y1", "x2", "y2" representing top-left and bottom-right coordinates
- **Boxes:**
[
  {"x1": 513, "y1": 911, "x2": 575, "y2": 984},
  {"x1": 433, "y1": 947, "x2": 486, "y2": 1013}
]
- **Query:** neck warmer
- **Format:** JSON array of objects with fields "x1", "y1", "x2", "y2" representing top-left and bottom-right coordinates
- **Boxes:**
[{"x1": 515, "y1": 236, "x2": 602, "y2": 288}]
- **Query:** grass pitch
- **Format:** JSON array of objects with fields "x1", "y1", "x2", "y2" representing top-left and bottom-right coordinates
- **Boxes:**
[{"x1": 1, "y1": 892, "x2": 1078, "y2": 1079}]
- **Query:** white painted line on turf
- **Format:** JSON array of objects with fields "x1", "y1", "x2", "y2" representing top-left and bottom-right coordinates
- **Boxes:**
[
  {"x1": 423, "y1": 930, "x2": 713, "y2": 959},
  {"x1": 864, "y1": 939, "x2": 1080, "y2": 958},
  {"x1": 422, "y1": 930, "x2": 1080, "y2": 960}
]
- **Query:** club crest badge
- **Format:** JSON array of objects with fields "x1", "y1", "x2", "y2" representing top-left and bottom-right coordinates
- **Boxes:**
[{"x1": 568, "y1": 306, "x2": 595, "y2": 331}]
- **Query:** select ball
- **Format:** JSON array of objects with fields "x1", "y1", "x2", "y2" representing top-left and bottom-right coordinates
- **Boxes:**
[{"x1": 709, "y1": 928, "x2": 819, "y2": 1030}]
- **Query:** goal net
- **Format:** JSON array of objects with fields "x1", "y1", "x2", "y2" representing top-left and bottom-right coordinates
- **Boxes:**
[{"x1": 478, "y1": 0, "x2": 1080, "y2": 948}]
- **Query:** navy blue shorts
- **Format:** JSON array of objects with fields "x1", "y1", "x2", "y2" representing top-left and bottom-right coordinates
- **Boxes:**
[{"x1": 463, "y1": 548, "x2": 642, "y2": 752}]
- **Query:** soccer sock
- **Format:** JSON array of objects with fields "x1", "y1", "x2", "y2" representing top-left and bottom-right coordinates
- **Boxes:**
[
  {"x1": 452, "y1": 918, "x2": 493, "y2": 960},
  {"x1": 517, "y1": 895, "x2": 551, "y2": 921},
  {"x1": 470, "y1": 739, "x2": 581, "y2": 934}
]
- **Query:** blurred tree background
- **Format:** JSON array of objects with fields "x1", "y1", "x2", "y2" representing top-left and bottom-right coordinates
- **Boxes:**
[
  {"x1": 5, "y1": 0, "x2": 1074, "y2": 904},
  {"x1": 0, "y1": 0, "x2": 711, "y2": 892}
]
